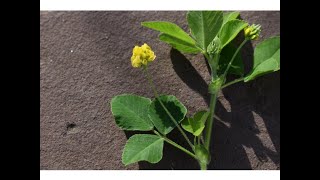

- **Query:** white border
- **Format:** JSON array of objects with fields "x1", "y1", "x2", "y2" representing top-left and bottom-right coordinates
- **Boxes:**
[
  {"x1": 40, "y1": 0, "x2": 280, "y2": 11},
  {"x1": 40, "y1": 170, "x2": 280, "y2": 180}
]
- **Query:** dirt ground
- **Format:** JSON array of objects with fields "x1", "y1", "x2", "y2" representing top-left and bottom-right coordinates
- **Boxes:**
[{"x1": 40, "y1": 11, "x2": 280, "y2": 170}]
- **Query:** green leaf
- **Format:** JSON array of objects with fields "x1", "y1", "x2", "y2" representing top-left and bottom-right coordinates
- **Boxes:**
[
  {"x1": 181, "y1": 117, "x2": 203, "y2": 136},
  {"x1": 148, "y1": 95, "x2": 187, "y2": 135},
  {"x1": 218, "y1": 43, "x2": 244, "y2": 76},
  {"x1": 181, "y1": 111, "x2": 208, "y2": 136},
  {"x1": 219, "y1": 20, "x2": 248, "y2": 48},
  {"x1": 159, "y1": 33, "x2": 201, "y2": 53},
  {"x1": 252, "y1": 36, "x2": 280, "y2": 69},
  {"x1": 122, "y1": 134, "x2": 164, "y2": 166},
  {"x1": 244, "y1": 56, "x2": 279, "y2": 81},
  {"x1": 244, "y1": 36, "x2": 280, "y2": 82},
  {"x1": 194, "y1": 111, "x2": 210, "y2": 124},
  {"x1": 111, "y1": 94, "x2": 153, "y2": 131},
  {"x1": 141, "y1": 21, "x2": 196, "y2": 47},
  {"x1": 223, "y1": 11, "x2": 240, "y2": 24},
  {"x1": 187, "y1": 11, "x2": 223, "y2": 51}
]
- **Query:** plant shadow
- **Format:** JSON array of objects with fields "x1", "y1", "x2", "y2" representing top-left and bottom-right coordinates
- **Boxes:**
[{"x1": 133, "y1": 36, "x2": 279, "y2": 169}]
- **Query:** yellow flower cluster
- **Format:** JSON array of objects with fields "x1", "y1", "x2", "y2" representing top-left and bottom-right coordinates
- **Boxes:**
[
  {"x1": 131, "y1": 43, "x2": 156, "y2": 68},
  {"x1": 244, "y1": 24, "x2": 261, "y2": 40}
]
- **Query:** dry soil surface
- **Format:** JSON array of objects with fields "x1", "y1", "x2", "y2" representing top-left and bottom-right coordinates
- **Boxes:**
[{"x1": 40, "y1": 11, "x2": 280, "y2": 170}]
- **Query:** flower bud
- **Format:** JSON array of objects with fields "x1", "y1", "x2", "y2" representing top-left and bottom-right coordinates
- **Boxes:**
[
  {"x1": 207, "y1": 37, "x2": 221, "y2": 55},
  {"x1": 244, "y1": 24, "x2": 261, "y2": 40}
]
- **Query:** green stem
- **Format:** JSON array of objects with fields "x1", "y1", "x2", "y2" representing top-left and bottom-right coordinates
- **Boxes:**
[
  {"x1": 200, "y1": 162, "x2": 207, "y2": 170},
  {"x1": 212, "y1": 54, "x2": 220, "y2": 79},
  {"x1": 204, "y1": 52, "x2": 219, "y2": 79},
  {"x1": 203, "y1": 52, "x2": 210, "y2": 62},
  {"x1": 144, "y1": 66, "x2": 194, "y2": 150},
  {"x1": 200, "y1": 135, "x2": 205, "y2": 144},
  {"x1": 204, "y1": 52, "x2": 213, "y2": 77},
  {"x1": 222, "y1": 39, "x2": 248, "y2": 78},
  {"x1": 153, "y1": 130, "x2": 196, "y2": 159},
  {"x1": 203, "y1": 52, "x2": 221, "y2": 151},
  {"x1": 221, "y1": 77, "x2": 245, "y2": 89},
  {"x1": 204, "y1": 91, "x2": 218, "y2": 150}
]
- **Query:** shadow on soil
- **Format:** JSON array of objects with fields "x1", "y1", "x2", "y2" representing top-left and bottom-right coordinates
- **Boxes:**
[{"x1": 126, "y1": 35, "x2": 280, "y2": 169}]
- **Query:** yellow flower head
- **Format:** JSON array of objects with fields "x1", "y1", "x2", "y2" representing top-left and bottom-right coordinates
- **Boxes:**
[
  {"x1": 131, "y1": 43, "x2": 156, "y2": 68},
  {"x1": 244, "y1": 24, "x2": 261, "y2": 40}
]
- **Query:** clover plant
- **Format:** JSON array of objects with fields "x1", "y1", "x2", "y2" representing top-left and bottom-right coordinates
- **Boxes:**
[{"x1": 110, "y1": 11, "x2": 280, "y2": 170}]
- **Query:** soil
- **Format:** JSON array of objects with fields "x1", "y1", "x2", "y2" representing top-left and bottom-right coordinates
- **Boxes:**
[{"x1": 40, "y1": 11, "x2": 280, "y2": 170}]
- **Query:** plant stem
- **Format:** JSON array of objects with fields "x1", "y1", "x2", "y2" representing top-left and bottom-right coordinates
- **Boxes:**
[
  {"x1": 222, "y1": 39, "x2": 248, "y2": 78},
  {"x1": 203, "y1": 51, "x2": 221, "y2": 151},
  {"x1": 203, "y1": 52, "x2": 210, "y2": 62},
  {"x1": 204, "y1": 52, "x2": 218, "y2": 79},
  {"x1": 204, "y1": 91, "x2": 218, "y2": 150},
  {"x1": 144, "y1": 66, "x2": 194, "y2": 150},
  {"x1": 200, "y1": 163, "x2": 207, "y2": 170},
  {"x1": 221, "y1": 77, "x2": 245, "y2": 89},
  {"x1": 153, "y1": 130, "x2": 196, "y2": 159}
]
